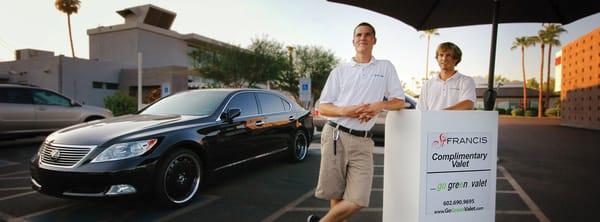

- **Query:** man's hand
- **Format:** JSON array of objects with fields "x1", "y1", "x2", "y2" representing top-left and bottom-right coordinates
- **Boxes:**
[
  {"x1": 320, "y1": 103, "x2": 369, "y2": 118},
  {"x1": 343, "y1": 104, "x2": 369, "y2": 118},
  {"x1": 356, "y1": 103, "x2": 383, "y2": 123},
  {"x1": 319, "y1": 99, "x2": 403, "y2": 123}
]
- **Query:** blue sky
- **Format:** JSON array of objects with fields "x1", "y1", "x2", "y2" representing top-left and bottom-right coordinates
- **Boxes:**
[{"x1": 1, "y1": 0, "x2": 598, "y2": 91}]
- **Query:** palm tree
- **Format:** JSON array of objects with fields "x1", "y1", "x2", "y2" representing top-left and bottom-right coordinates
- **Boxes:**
[
  {"x1": 541, "y1": 24, "x2": 567, "y2": 108},
  {"x1": 510, "y1": 36, "x2": 536, "y2": 109},
  {"x1": 55, "y1": 0, "x2": 81, "y2": 58},
  {"x1": 420, "y1": 29, "x2": 439, "y2": 80},
  {"x1": 531, "y1": 31, "x2": 547, "y2": 118}
]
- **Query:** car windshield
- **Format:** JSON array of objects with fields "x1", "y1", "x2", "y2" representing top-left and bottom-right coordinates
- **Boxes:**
[{"x1": 140, "y1": 90, "x2": 229, "y2": 116}]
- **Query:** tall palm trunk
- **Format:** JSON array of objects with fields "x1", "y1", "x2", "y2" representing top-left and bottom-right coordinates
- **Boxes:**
[
  {"x1": 538, "y1": 44, "x2": 545, "y2": 118},
  {"x1": 520, "y1": 46, "x2": 527, "y2": 108},
  {"x1": 425, "y1": 36, "x2": 431, "y2": 80},
  {"x1": 545, "y1": 44, "x2": 552, "y2": 109},
  {"x1": 67, "y1": 14, "x2": 75, "y2": 57}
]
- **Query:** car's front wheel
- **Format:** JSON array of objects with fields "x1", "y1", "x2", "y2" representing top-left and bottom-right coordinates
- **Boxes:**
[
  {"x1": 155, "y1": 148, "x2": 202, "y2": 207},
  {"x1": 289, "y1": 130, "x2": 309, "y2": 162}
]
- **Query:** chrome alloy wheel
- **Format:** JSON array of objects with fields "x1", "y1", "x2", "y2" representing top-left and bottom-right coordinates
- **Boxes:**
[
  {"x1": 294, "y1": 132, "x2": 308, "y2": 161},
  {"x1": 163, "y1": 153, "x2": 201, "y2": 204}
]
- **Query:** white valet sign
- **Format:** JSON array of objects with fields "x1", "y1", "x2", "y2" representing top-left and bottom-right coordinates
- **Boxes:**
[{"x1": 383, "y1": 110, "x2": 497, "y2": 222}]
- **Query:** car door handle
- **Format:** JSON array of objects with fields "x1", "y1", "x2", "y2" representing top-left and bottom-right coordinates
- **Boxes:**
[
  {"x1": 255, "y1": 121, "x2": 264, "y2": 127},
  {"x1": 289, "y1": 116, "x2": 295, "y2": 121}
]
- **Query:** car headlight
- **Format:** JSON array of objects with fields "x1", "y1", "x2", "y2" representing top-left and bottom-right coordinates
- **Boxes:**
[{"x1": 91, "y1": 139, "x2": 158, "y2": 163}]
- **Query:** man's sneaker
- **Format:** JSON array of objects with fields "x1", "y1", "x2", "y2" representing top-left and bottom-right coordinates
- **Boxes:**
[{"x1": 307, "y1": 214, "x2": 321, "y2": 222}]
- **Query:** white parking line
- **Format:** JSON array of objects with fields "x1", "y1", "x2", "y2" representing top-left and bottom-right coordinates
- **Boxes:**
[
  {"x1": 0, "y1": 191, "x2": 36, "y2": 201},
  {"x1": 0, "y1": 160, "x2": 18, "y2": 168},
  {"x1": 154, "y1": 195, "x2": 220, "y2": 222},
  {"x1": 0, "y1": 187, "x2": 31, "y2": 191},
  {"x1": 262, "y1": 189, "x2": 315, "y2": 222},
  {"x1": 8, "y1": 203, "x2": 77, "y2": 222},
  {"x1": 0, "y1": 176, "x2": 29, "y2": 180},
  {"x1": 499, "y1": 165, "x2": 550, "y2": 222},
  {"x1": 0, "y1": 170, "x2": 29, "y2": 177}
]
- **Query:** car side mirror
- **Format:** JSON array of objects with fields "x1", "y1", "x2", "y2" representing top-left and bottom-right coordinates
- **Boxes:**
[
  {"x1": 71, "y1": 100, "x2": 82, "y2": 107},
  {"x1": 221, "y1": 108, "x2": 241, "y2": 122}
]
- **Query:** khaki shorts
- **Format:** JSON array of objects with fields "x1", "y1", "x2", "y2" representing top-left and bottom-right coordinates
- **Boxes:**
[{"x1": 315, "y1": 123, "x2": 374, "y2": 207}]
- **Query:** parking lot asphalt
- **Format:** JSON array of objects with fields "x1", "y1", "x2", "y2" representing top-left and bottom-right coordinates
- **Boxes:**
[
  {"x1": 497, "y1": 117, "x2": 600, "y2": 222},
  {"x1": 0, "y1": 117, "x2": 597, "y2": 222}
]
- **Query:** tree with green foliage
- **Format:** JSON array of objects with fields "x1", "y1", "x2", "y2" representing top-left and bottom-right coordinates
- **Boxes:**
[
  {"x1": 511, "y1": 36, "x2": 536, "y2": 108},
  {"x1": 104, "y1": 91, "x2": 137, "y2": 116},
  {"x1": 191, "y1": 45, "x2": 254, "y2": 88},
  {"x1": 420, "y1": 29, "x2": 439, "y2": 80},
  {"x1": 55, "y1": 0, "x2": 80, "y2": 57},
  {"x1": 531, "y1": 30, "x2": 546, "y2": 117},
  {"x1": 540, "y1": 24, "x2": 566, "y2": 108},
  {"x1": 189, "y1": 36, "x2": 339, "y2": 105},
  {"x1": 541, "y1": 78, "x2": 555, "y2": 96},
  {"x1": 290, "y1": 45, "x2": 338, "y2": 101},
  {"x1": 248, "y1": 37, "x2": 289, "y2": 88},
  {"x1": 494, "y1": 75, "x2": 510, "y2": 84},
  {"x1": 526, "y1": 78, "x2": 539, "y2": 89}
]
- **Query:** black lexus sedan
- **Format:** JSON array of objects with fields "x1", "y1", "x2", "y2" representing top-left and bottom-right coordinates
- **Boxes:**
[{"x1": 30, "y1": 89, "x2": 314, "y2": 207}]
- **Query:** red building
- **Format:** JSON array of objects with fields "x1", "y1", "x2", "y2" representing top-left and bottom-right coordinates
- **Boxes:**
[{"x1": 560, "y1": 27, "x2": 600, "y2": 130}]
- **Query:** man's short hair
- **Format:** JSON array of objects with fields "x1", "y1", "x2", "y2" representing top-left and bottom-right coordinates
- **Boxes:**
[
  {"x1": 436, "y1": 42, "x2": 462, "y2": 65},
  {"x1": 354, "y1": 22, "x2": 376, "y2": 37}
]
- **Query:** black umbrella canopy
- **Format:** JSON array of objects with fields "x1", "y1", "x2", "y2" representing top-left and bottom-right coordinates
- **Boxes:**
[
  {"x1": 328, "y1": 0, "x2": 600, "y2": 110},
  {"x1": 329, "y1": 0, "x2": 600, "y2": 31}
]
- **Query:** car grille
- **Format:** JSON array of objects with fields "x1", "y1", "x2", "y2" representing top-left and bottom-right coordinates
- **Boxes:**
[{"x1": 40, "y1": 143, "x2": 95, "y2": 167}]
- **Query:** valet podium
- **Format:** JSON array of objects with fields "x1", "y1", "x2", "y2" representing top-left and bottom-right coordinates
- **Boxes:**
[{"x1": 383, "y1": 110, "x2": 498, "y2": 222}]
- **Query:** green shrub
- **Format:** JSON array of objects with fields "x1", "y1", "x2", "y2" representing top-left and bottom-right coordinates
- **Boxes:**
[
  {"x1": 523, "y1": 108, "x2": 538, "y2": 117},
  {"x1": 545, "y1": 107, "x2": 560, "y2": 117},
  {"x1": 495, "y1": 108, "x2": 506, "y2": 115},
  {"x1": 104, "y1": 91, "x2": 137, "y2": 116},
  {"x1": 511, "y1": 108, "x2": 524, "y2": 116},
  {"x1": 506, "y1": 108, "x2": 512, "y2": 116}
]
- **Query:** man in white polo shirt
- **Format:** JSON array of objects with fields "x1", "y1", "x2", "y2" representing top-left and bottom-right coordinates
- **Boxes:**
[
  {"x1": 418, "y1": 42, "x2": 476, "y2": 111},
  {"x1": 307, "y1": 22, "x2": 406, "y2": 222}
]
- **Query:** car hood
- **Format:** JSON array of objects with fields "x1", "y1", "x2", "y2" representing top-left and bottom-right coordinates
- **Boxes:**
[
  {"x1": 45, "y1": 114, "x2": 207, "y2": 145},
  {"x1": 82, "y1": 105, "x2": 113, "y2": 117}
]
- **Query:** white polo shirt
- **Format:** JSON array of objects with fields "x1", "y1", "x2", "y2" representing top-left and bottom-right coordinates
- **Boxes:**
[
  {"x1": 319, "y1": 57, "x2": 405, "y2": 131},
  {"x1": 417, "y1": 72, "x2": 476, "y2": 111}
]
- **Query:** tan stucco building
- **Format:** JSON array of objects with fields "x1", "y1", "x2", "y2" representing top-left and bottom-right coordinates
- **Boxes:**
[
  {"x1": 559, "y1": 27, "x2": 600, "y2": 130},
  {"x1": 0, "y1": 4, "x2": 233, "y2": 107}
]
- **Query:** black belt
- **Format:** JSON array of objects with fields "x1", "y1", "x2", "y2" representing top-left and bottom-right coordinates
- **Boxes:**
[{"x1": 328, "y1": 121, "x2": 372, "y2": 138}]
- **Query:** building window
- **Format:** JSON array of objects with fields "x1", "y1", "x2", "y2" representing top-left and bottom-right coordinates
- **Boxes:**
[
  {"x1": 93, "y1": 81, "x2": 118, "y2": 90},
  {"x1": 105, "y1": 83, "x2": 119, "y2": 90},
  {"x1": 93, "y1": 81, "x2": 103, "y2": 89}
]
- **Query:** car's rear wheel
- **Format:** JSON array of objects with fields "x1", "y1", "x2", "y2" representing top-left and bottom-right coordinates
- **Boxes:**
[
  {"x1": 155, "y1": 148, "x2": 202, "y2": 207},
  {"x1": 84, "y1": 116, "x2": 104, "y2": 122},
  {"x1": 289, "y1": 130, "x2": 308, "y2": 162}
]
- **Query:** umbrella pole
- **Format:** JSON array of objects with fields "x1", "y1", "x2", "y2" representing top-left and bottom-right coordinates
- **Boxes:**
[{"x1": 484, "y1": 0, "x2": 499, "y2": 111}]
